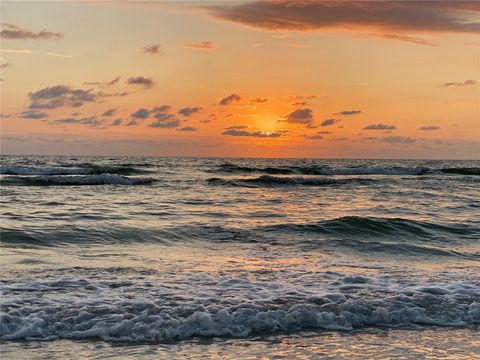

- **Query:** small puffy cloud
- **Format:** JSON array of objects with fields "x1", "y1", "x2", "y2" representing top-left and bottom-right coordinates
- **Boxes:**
[
  {"x1": 111, "y1": 118, "x2": 122, "y2": 126},
  {"x1": 102, "y1": 108, "x2": 117, "y2": 117},
  {"x1": 320, "y1": 118, "x2": 339, "y2": 127},
  {"x1": 225, "y1": 125, "x2": 249, "y2": 130},
  {"x1": 131, "y1": 108, "x2": 150, "y2": 119},
  {"x1": 250, "y1": 97, "x2": 270, "y2": 103},
  {"x1": 219, "y1": 93, "x2": 241, "y2": 106},
  {"x1": 222, "y1": 129, "x2": 285, "y2": 138},
  {"x1": 419, "y1": 125, "x2": 440, "y2": 131},
  {"x1": 285, "y1": 108, "x2": 313, "y2": 125},
  {"x1": 178, "y1": 106, "x2": 201, "y2": 117},
  {"x1": 1, "y1": 23, "x2": 62, "y2": 40},
  {"x1": 20, "y1": 110, "x2": 48, "y2": 119},
  {"x1": 177, "y1": 126, "x2": 197, "y2": 131},
  {"x1": 126, "y1": 119, "x2": 139, "y2": 126},
  {"x1": 381, "y1": 136, "x2": 416, "y2": 144},
  {"x1": 143, "y1": 44, "x2": 162, "y2": 54},
  {"x1": 151, "y1": 105, "x2": 171, "y2": 113},
  {"x1": 127, "y1": 76, "x2": 154, "y2": 88},
  {"x1": 334, "y1": 110, "x2": 362, "y2": 116},
  {"x1": 441, "y1": 79, "x2": 476, "y2": 87},
  {"x1": 148, "y1": 118, "x2": 181, "y2": 128},
  {"x1": 52, "y1": 116, "x2": 103, "y2": 127},
  {"x1": 318, "y1": 130, "x2": 332, "y2": 134},
  {"x1": 28, "y1": 85, "x2": 96, "y2": 109},
  {"x1": 364, "y1": 123, "x2": 396, "y2": 130},
  {"x1": 184, "y1": 41, "x2": 216, "y2": 51}
]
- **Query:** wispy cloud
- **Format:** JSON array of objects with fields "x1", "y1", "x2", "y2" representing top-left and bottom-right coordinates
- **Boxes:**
[
  {"x1": 143, "y1": 43, "x2": 162, "y2": 54},
  {"x1": 320, "y1": 118, "x2": 339, "y2": 127},
  {"x1": 219, "y1": 93, "x2": 241, "y2": 106},
  {"x1": 364, "y1": 123, "x2": 397, "y2": 130},
  {"x1": 222, "y1": 129, "x2": 286, "y2": 138},
  {"x1": 441, "y1": 79, "x2": 476, "y2": 87},
  {"x1": 84, "y1": 76, "x2": 120, "y2": 87},
  {"x1": 419, "y1": 125, "x2": 440, "y2": 131},
  {"x1": 126, "y1": 76, "x2": 155, "y2": 89},
  {"x1": 177, "y1": 126, "x2": 197, "y2": 132},
  {"x1": 1, "y1": 23, "x2": 62, "y2": 40},
  {"x1": 334, "y1": 110, "x2": 362, "y2": 116},
  {"x1": 381, "y1": 136, "x2": 415, "y2": 144},
  {"x1": 178, "y1": 107, "x2": 201, "y2": 117},
  {"x1": 184, "y1": 41, "x2": 216, "y2": 51}
]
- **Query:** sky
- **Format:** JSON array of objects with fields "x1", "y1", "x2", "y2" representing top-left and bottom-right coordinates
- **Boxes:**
[{"x1": 1, "y1": 0, "x2": 479, "y2": 159}]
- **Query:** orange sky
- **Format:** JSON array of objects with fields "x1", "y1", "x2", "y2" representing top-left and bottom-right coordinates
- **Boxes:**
[{"x1": 1, "y1": 0, "x2": 479, "y2": 159}]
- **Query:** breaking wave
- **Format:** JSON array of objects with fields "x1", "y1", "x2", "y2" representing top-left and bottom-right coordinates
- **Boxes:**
[
  {"x1": 207, "y1": 175, "x2": 377, "y2": 187},
  {"x1": 0, "y1": 174, "x2": 157, "y2": 186},
  {"x1": 0, "y1": 165, "x2": 148, "y2": 176}
]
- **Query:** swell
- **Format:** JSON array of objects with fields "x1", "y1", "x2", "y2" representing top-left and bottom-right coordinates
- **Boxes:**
[
  {"x1": 0, "y1": 174, "x2": 156, "y2": 186},
  {"x1": 2, "y1": 217, "x2": 478, "y2": 259},
  {"x1": 207, "y1": 175, "x2": 378, "y2": 187},
  {"x1": 215, "y1": 163, "x2": 480, "y2": 176},
  {"x1": 0, "y1": 165, "x2": 150, "y2": 176}
]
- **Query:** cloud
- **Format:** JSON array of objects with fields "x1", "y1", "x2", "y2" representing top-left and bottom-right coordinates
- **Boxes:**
[
  {"x1": 219, "y1": 93, "x2": 241, "y2": 106},
  {"x1": 143, "y1": 43, "x2": 162, "y2": 54},
  {"x1": 225, "y1": 125, "x2": 249, "y2": 130},
  {"x1": 250, "y1": 97, "x2": 271, "y2": 103},
  {"x1": 111, "y1": 118, "x2": 122, "y2": 126},
  {"x1": 148, "y1": 118, "x2": 181, "y2": 128},
  {"x1": 206, "y1": 1, "x2": 480, "y2": 37},
  {"x1": 126, "y1": 119, "x2": 139, "y2": 126},
  {"x1": 152, "y1": 105, "x2": 171, "y2": 113},
  {"x1": 0, "y1": 62, "x2": 10, "y2": 69},
  {"x1": 178, "y1": 106, "x2": 201, "y2": 117},
  {"x1": 0, "y1": 48, "x2": 33, "y2": 54},
  {"x1": 20, "y1": 110, "x2": 48, "y2": 119},
  {"x1": 320, "y1": 118, "x2": 339, "y2": 127},
  {"x1": 222, "y1": 129, "x2": 285, "y2": 138},
  {"x1": 441, "y1": 79, "x2": 476, "y2": 87},
  {"x1": 177, "y1": 126, "x2": 197, "y2": 131},
  {"x1": 102, "y1": 108, "x2": 117, "y2": 117},
  {"x1": 127, "y1": 76, "x2": 154, "y2": 88},
  {"x1": 285, "y1": 94, "x2": 316, "y2": 100},
  {"x1": 305, "y1": 134, "x2": 323, "y2": 140},
  {"x1": 419, "y1": 125, "x2": 440, "y2": 131},
  {"x1": 364, "y1": 123, "x2": 397, "y2": 130},
  {"x1": 131, "y1": 108, "x2": 150, "y2": 119},
  {"x1": 184, "y1": 41, "x2": 216, "y2": 51},
  {"x1": 376, "y1": 33, "x2": 434, "y2": 46},
  {"x1": 334, "y1": 110, "x2": 362, "y2": 116},
  {"x1": 28, "y1": 85, "x2": 96, "y2": 109},
  {"x1": 318, "y1": 130, "x2": 332, "y2": 134},
  {"x1": 52, "y1": 116, "x2": 104, "y2": 127},
  {"x1": 1, "y1": 23, "x2": 62, "y2": 40},
  {"x1": 84, "y1": 76, "x2": 120, "y2": 87},
  {"x1": 381, "y1": 136, "x2": 416, "y2": 144},
  {"x1": 285, "y1": 108, "x2": 314, "y2": 126}
]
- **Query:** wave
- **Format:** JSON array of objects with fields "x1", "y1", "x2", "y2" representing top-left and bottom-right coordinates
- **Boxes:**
[
  {"x1": 1, "y1": 279, "x2": 478, "y2": 342},
  {"x1": 0, "y1": 165, "x2": 149, "y2": 176},
  {"x1": 217, "y1": 163, "x2": 427, "y2": 176},
  {"x1": 0, "y1": 174, "x2": 157, "y2": 186},
  {"x1": 441, "y1": 168, "x2": 480, "y2": 176},
  {"x1": 207, "y1": 175, "x2": 377, "y2": 187}
]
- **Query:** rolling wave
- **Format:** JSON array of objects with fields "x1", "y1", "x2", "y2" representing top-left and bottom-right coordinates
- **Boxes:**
[
  {"x1": 207, "y1": 175, "x2": 377, "y2": 187},
  {"x1": 0, "y1": 174, "x2": 157, "y2": 186},
  {"x1": 0, "y1": 165, "x2": 148, "y2": 176}
]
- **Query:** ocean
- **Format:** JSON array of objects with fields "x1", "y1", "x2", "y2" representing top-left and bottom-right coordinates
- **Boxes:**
[{"x1": 1, "y1": 155, "x2": 479, "y2": 359}]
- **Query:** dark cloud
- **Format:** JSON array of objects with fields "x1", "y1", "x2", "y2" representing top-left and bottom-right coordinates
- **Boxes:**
[
  {"x1": 184, "y1": 41, "x2": 216, "y2": 50},
  {"x1": 84, "y1": 76, "x2": 120, "y2": 87},
  {"x1": 111, "y1": 118, "x2": 122, "y2": 126},
  {"x1": 28, "y1": 85, "x2": 96, "y2": 109},
  {"x1": 178, "y1": 106, "x2": 201, "y2": 117},
  {"x1": 206, "y1": 1, "x2": 480, "y2": 36},
  {"x1": 381, "y1": 136, "x2": 416, "y2": 144},
  {"x1": 364, "y1": 123, "x2": 397, "y2": 130},
  {"x1": 143, "y1": 44, "x2": 162, "y2": 54},
  {"x1": 441, "y1": 79, "x2": 476, "y2": 87},
  {"x1": 126, "y1": 119, "x2": 139, "y2": 126},
  {"x1": 285, "y1": 108, "x2": 314, "y2": 126},
  {"x1": 318, "y1": 130, "x2": 332, "y2": 134},
  {"x1": 131, "y1": 108, "x2": 150, "y2": 119},
  {"x1": 250, "y1": 97, "x2": 270, "y2": 103},
  {"x1": 225, "y1": 125, "x2": 249, "y2": 130},
  {"x1": 320, "y1": 118, "x2": 339, "y2": 127},
  {"x1": 419, "y1": 125, "x2": 440, "y2": 131},
  {"x1": 177, "y1": 126, "x2": 197, "y2": 131},
  {"x1": 20, "y1": 110, "x2": 48, "y2": 119},
  {"x1": 127, "y1": 76, "x2": 154, "y2": 89},
  {"x1": 334, "y1": 110, "x2": 362, "y2": 116},
  {"x1": 148, "y1": 118, "x2": 181, "y2": 128},
  {"x1": 52, "y1": 116, "x2": 104, "y2": 127},
  {"x1": 1, "y1": 23, "x2": 62, "y2": 40},
  {"x1": 151, "y1": 105, "x2": 171, "y2": 113},
  {"x1": 222, "y1": 129, "x2": 285, "y2": 138},
  {"x1": 102, "y1": 108, "x2": 117, "y2": 117},
  {"x1": 219, "y1": 93, "x2": 241, "y2": 106}
]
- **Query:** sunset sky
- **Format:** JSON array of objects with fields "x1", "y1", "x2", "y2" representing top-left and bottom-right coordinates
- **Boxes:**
[{"x1": 1, "y1": 0, "x2": 479, "y2": 159}]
